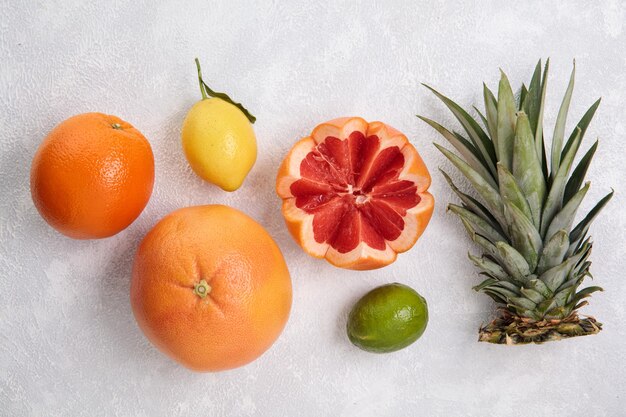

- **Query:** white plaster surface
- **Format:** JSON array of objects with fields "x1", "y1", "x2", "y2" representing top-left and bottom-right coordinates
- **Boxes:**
[{"x1": 1, "y1": 1, "x2": 626, "y2": 416}]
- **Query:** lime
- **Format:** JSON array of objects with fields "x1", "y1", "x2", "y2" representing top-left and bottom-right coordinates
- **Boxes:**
[{"x1": 347, "y1": 283, "x2": 428, "y2": 353}]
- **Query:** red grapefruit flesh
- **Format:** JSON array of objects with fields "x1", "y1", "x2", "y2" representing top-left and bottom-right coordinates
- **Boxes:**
[{"x1": 276, "y1": 117, "x2": 434, "y2": 270}]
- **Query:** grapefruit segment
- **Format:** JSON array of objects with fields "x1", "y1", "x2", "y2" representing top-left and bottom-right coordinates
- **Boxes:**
[{"x1": 276, "y1": 117, "x2": 434, "y2": 270}]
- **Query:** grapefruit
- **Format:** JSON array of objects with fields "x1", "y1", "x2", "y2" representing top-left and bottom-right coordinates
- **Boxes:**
[
  {"x1": 276, "y1": 117, "x2": 434, "y2": 270},
  {"x1": 130, "y1": 205, "x2": 292, "y2": 372}
]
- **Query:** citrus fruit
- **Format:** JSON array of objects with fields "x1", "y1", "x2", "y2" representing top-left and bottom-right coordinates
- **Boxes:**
[
  {"x1": 347, "y1": 283, "x2": 428, "y2": 353},
  {"x1": 276, "y1": 117, "x2": 434, "y2": 270},
  {"x1": 30, "y1": 112, "x2": 154, "y2": 239},
  {"x1": 130, "y1": 205, "x2": 292, "y2": 372},
  {"x1": 181, "y1": 59, "x2": 257, "y2": 191}
]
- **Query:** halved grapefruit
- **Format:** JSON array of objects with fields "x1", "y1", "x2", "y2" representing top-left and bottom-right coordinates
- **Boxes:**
[{"x1": 276, "y1": 117, "x2": 434, "y2": 270}]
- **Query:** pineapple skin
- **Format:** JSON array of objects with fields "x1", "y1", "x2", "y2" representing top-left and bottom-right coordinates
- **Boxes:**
[{"x1": 421, "y1": 60, "x2": 613, "y2": 344}]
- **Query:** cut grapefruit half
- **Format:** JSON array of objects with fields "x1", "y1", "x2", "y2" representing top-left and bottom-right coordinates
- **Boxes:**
[{"x1": 276, "y1": 117, "x2": 434, "y2": 270}]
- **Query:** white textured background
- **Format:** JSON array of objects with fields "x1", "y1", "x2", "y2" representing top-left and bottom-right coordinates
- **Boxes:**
[{"x1": 1, "y1": 1, "x2": 626, "y2": 416}]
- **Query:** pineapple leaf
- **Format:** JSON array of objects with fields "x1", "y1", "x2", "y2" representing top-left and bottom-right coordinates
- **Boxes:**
[
  {"x1": 497, "y1": 163, "x2": 534, "y2": 223},
  {"x1": 483, "y1": 290, "x2": 507, "y2": 304},
  {"x1": 503, "y1": 201, "x2": 543, "y2": 271},
  {"x1": 496, "y1": 280, "x2": 525, "y2": 294},
  {"x1": 545, "y1": 182, "x2": 590, "y2": 242},
  {"x1": 509, "y1": 296, "x2": 536, "y2": 310},
  {"x1": 552, "y1": 286, "x2": 575, "y2": 307},
  {"x1": 570, "y1": 286, "x2": 603, "y2": 305},
  {"x1": 423, "y1": 84, "x2": 497, "y2": 175},
  {"x1": 474, "y1": 278, "x2": 522, "y2": 296},
  {"x1": 539, "y1": 250, "x2": 586, "y2": 292},
  {"x1": 473, "y1": 277, "x2": 499, "y2": 291},
  {"x1": 564, "y1": 140, "x2": 598, "y2": 203},
  {"x1": 435, "y1": 144, "x2": 506, "y2": 227},
  {"x1": 541, "y1": 127, "x2": 582, "y2": 236},
  {"x1": 473, "y1": 106, "x2": 490, "y2": 133},
  {"x1": 471, "y1": 234, "x2": 528, "y2": 286},
  {"x1": 568, "y1": 231, "x2": 590, "y2": 257},
  {"x1": 520, "y1": 287, "x2": 546, "y2": 304},
  {"x1": 440, "y1": 170, "x2": 502, "y2": 231},
  {"x1": 483, "y1": 83, "x2": 499, "y2": 153},
  {"x1": 537, "y1": 230, "x2": 569, "y2": 274},
  {"x1": 496, "y1": 71, "x2": 517, "y2": 171},
  {"x1": 519, "y1": 84, "x2": 529, "y2": 110},
  {"x1": 449, "y1": 204, "x2": 507, "y2": 243},
  {"x1": 484, "y1": 286, "x2": 519, "y2": 300},
  {"x1": 536, "y1": 298, "x2": 558, "y2": 316},
  {"x1": 523, "y1": 60, "x2": 543, "y2": 135},
  {"x1": 419, "y1": 116, "x2": 497, "y2": 188},
  {"x1": 468, "y1": 253, "x2": 509, "y2": 281},
  {"x1": 512, "y1": 112, "x2": 546, "y2": 229},
  {"x1": 551, "y1": 61, "x2": 576, "y2": 179},
  {"x1": 560, "y1": 98, "x2": 601, "y2": 164},
  {"x1": 570, "y1": 190, "x2": 614, "y2": 242},
  {"x1": 527, "y1": 278, "x2": 552, "y2": 298},
  {"x1": 471, "y1": 231, "x2": 500, "y2": 258},
  {"x1": 535, "y1": 59, "x2": 550, "y2": 162},
  {"x1": 495, "y1": 241, "x2": 532, "y2": 282},
  {"x1": 545, "y1": 307, "x2": 569, "y2": 320},
  {"x1": 557, "y1": 271, "x2": 586, "y2": 294}
]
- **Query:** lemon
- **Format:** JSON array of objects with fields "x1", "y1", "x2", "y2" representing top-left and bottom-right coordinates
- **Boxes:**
[
  {"x1": 181, "y1": 59, "x2": 257, "y2": 192},
  {"x1": 347, "y1": 283, "x2": 428, "y2": 353}
]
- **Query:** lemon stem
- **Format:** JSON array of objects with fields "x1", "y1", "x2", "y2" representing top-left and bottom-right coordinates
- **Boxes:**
[
  {"x1": 195, "y1": 58, "x2": 208, "y2": 100},
  {"x1": 111, "y1": 123, "x2": 122, "y2": 130},
  {"x1": 192, "y1": 57, "x2": 257, "y2": 124},
  {"x1": 194, "y1": 279, "x2": 211, "y2": 299}
]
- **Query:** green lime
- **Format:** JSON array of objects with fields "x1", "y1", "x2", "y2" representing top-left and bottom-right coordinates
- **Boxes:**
[{"x1": 347, "y1": 283, "x2": 428, "y2": 353}]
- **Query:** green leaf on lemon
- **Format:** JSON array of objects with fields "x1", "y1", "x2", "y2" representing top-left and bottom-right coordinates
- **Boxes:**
[{"x1": 194, "y1": 57, "x2": 256, "y2": 124}]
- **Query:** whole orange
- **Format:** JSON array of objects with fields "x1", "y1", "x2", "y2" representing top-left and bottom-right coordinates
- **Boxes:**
[
  {"x1": 30, "y1": 113, "x2": 154, "y2": 239},
  {"x1": 130, "y1": 205, "x2": 292, "y2": 372}
]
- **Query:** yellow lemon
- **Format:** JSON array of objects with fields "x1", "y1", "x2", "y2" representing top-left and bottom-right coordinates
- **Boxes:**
[{"x1": 181, "y1": 59, "x2": 257, "y2": 192}]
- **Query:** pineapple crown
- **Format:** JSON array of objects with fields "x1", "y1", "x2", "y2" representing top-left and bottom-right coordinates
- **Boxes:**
[{"x1": 420, "y1": 59, "x2": 613, "y2": 321}]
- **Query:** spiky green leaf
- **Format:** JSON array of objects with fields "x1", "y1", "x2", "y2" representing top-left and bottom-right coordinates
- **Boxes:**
[
  {"x1": 561, "y1": 98, "x2": 601, "y2": 164},
  {"x1": 512, "y1": 112, "x2": 546, "y2": 228},
  {"x1": 483, "y1": 84, "x2": 499, "y2": 153},
  {"x1": 523, "y1": 60, "x2": 543, "y2": 135},
  {"x1": 520, "y1": 287, "x2": 545, "y2": 304},
  {"x1": 571, "y1": 190, "x2": 614, "y2": 242},
  {"x1": 423, "y1": 84, "x2": 497, "y2": 175},
  {"x1": 509, "y1": 296, "x2": 536, "y2": 310},
  {"x1": 535, "y1": 59, "x2": 550, "y2": 161},
  {"x1": 527, "y1": 278, "x2": 552, "y2": 298},
  {"x1": 539, "y1": 250, "x2": 585, "y2": 292},
  {"x1": 519, "y1": 84, "x2": 528, "y2": 111},
  {"x1": 564, "y1": 141, "x2": 598, "y2": 203},
  {"x1": 440, "y1": 170, "x2": 503, "y2": 231},
  {"x1": 551, "y1": 61, "x2": 576, "y2": 178},
  {"x1": 468, "y1": 253, "x2": 509, "y2": 281},
  {"x1": 545, "y1": 182, "x2": 590, "y2": 242},
  {"x1": 496, "y1": 71, "x2": 517, "y2": 171},
  {"x1": 435, "y1": 144, "x2": 506, "y2": 227},
  {"x1": 473, "y1": 277, "x2": 498, "y2": 292},
  {"x1": 419, "y1": 116, "x2": 497, "y2": 188},
  {"x1": 541, "y1": 127, "x2": 582, "y2": 236},
  {"x1": 496, "y1": 241, "x2": 531, "y2": 282},
  {"x1": 570, "y1": 286, "x2": 603, "y2": 305},
  {"x1": 449, "y1": 204, "x2": 507, "y2": 244},
  {"x1": 497, "y1": 163, "x2": 533, "y2": 223},
  {"x1": 537, "y1": 230, "x2": 569, "y2": 274},
  {"x1": 503, "y1": 201, "x2": 543, "y2": 271}
]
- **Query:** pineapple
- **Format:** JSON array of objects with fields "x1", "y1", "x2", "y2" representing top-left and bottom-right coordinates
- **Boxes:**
[{"x1": 420, "y1": 60, "x2": 613, "y2": 344}]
